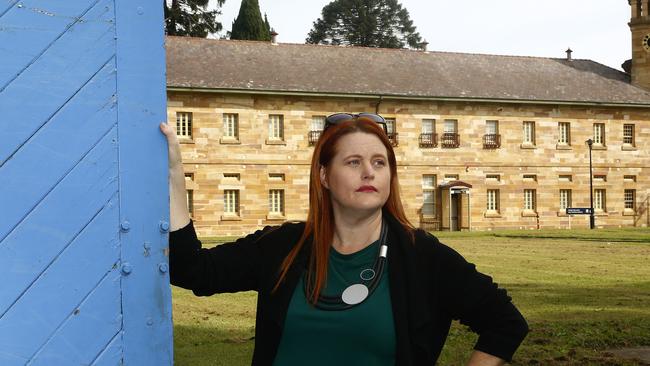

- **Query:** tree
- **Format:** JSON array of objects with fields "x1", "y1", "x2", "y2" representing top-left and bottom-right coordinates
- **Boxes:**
[
  {"x1": 164, "y1": 0, "x2": 225, "y2": 38},
  {"x1": 230, "y1": 0, "x2": 271, "y2": 41},
  {"x1": 306, "y1": 0, "x2": 424, "y2": 49}
]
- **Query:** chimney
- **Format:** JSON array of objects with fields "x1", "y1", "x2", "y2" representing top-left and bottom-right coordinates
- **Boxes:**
[
  {"x1": 565, "y1": 48, "x2": 573, "y2": 61},
  {"x1": 271, "y1": 30, "x2": 278, "y2": 45}
]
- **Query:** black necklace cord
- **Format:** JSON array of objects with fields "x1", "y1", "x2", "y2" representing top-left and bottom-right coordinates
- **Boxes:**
[{"x1": 306, "y1": 218, "x2": 389, "y2": 311}]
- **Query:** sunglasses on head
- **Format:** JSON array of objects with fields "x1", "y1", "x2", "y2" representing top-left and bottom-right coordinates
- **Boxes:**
[{"x1": 324, "y1": 113, "x2": 388, "y2": 134}]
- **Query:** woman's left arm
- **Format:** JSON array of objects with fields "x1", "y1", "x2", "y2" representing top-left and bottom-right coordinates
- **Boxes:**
[{"x1": 434, "y1": 238, "x2": 529, "y2": 363}]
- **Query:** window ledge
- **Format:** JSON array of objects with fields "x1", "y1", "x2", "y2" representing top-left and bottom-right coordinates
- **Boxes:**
[
  {"x1": 484, "y1": 212, "x2": 502, "y2": 218},
  {"x1": 178, "y1": 138, "x2": 194, "y2": 144},
  {"x1": 521, "y1": 210, "x2": 538, "y2": 217},
  {"x1": 555, "y1": 144, "x2": 572, "y2": 150},
  {"x1": 265, "y1": 139, "x2": 286, "y2": 145},
  {"x1": 520, "y1": 143, "x2": 536, "y2": 149},
  {"x1": 594, "y1": 211, "x2": 608, "y2": 217},
  {"x1": 266, "y1": 214, "x2": 285, "y2": 220},
  {"x1": 557, "y1": 212, "x2": 568, "y2": 217},
  {"x1": 220, "y1": 138, "x2": 241, "y2": 145},
  {"x1": 220, "y1": 215, "x2": 242, "y2": 221},
  {"x1": 623, "y1": 210, "x2": 637, "y2": 216},
  {"x1": 621, "y1": 145, "x2": 637, "y2": 151},
  {"x1": 591, "y1": 144, "x2": 607, "y2": 150}
]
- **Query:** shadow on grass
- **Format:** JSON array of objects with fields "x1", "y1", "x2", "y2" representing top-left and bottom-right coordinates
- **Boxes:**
[{"x1": 492, "y1": 234, "x2": 650, "y2": 244}]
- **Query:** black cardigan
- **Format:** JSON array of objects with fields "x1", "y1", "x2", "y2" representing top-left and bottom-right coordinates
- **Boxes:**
[{"x1": 169, "y1": 213, "x2": 528, "y2": 365}]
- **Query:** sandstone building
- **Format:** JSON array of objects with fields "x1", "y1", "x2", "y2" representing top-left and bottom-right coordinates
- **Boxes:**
[{"x1": 166, "y1": 3, "x2": 650, "y2": 236}]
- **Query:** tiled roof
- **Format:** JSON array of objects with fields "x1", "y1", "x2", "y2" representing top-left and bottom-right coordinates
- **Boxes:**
[{"x1": 166, "y1": 36, "x2": 650, "y2": 105}]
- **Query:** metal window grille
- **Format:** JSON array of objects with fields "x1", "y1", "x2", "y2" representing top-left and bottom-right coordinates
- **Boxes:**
[
  {"x1": 269, "y1": 189, "x2": 284, "y2": 214},
  {"x1": 176, "y1": 112, "x2": 192, "y2": 138},
  {"x1": 223, "y1": 113, "x2": 239, "y2": 138},
  {"x1": 224, "y1": 190, "x2": 239, "y2": 214},
  {"x1": 269, "y1": 115, "x2": 284, "y2": 140},
  {"x1": 624, "y1": 189, "x2": 635, "y2": 210}
]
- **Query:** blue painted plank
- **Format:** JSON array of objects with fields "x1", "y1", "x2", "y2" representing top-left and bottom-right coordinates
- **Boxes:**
[
  {"x1": 0, "y1": 1, "x2": 20, "y2": 18},
  {"x1": 0, "y1": 192, "x2": 120, "y2": 362},
  {"x1": 0, "y1": 0, "x2": 98, "y2": 88},
  {"x1": 115, "y1": 0, "x2": 172, "y2": 364},
  {"x1": 0, "y1": 0, "x2": 115, "y2": 166},
  {"x1": 26, "y1": 269, "x2": 122, "y2": 366},
  {"x1": 90, "y1": 330, "x2": 122, "y2": 366},
  {"x1": 0, "y1": 127, "x2": 118, "y2": 316},
  {"x1": 0, "y1": 59, "x2": 117, "y2": 241}
]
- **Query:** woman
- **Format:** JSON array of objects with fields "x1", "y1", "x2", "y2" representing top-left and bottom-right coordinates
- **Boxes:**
[{"x1": 159, "y1": 113, "x2": 528, "y2": 366}]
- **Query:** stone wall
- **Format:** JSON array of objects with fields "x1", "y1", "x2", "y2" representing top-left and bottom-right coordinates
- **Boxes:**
[{"x1": 168, "y1": 91, "x2": 650, "y2": 237}]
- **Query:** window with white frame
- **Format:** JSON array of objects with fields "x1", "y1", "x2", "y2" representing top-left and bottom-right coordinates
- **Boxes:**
[
  {"x1": 524, "y1": 189, "x2": 536, "y2": 211},
  {"x1": 422, "y1": 119, "x2": 435, "y2": 134},
  {"x1": 385, "y1": 118, "x2": 396, "y2": 134},
  {"x1": 523, "y1": 121, "x2": 535, "y2": 144},
  {"x1": 269, "y1": 189, "x2": 284, "y2": 215},
  {"x1": 594, "y1": 189, "x2": 606, "y2": 211},
  {"x1": 559, "y1": 189, "x2": 572, "y2": 211},
  {"x1": 444, "y1": 119, "x2": 458, "y2": 133},
  {"x1": 176, "y1": 112, "x2": 192, "y2": 138},
  {"x1": 422, "y1": 175, "x2": 436, "y2": 217},
  {"x1": 624, "y1": 189, "x2": 636, "y2": 210},
  {"x1": 558, "y1": 122, "x2": 571, "y2": 145},
  {"x1": 487, "y1": 189, "x2": 499, "y2": 212},
  {"x1": 269, "y1": 114, "x2": 284, "y2": 140},
  {"x1": 486, "y1": 120, "x2": 498, "y2": 134},
  {"x1": 223, "y1": 113, "x2": 239, "y2": 139},
  {"x1": 623, "y1": 124, "x2": 635, "y2": 145},
  {"x1": 224, "y1": 190, "x2": 239, "y2": 215},
  {"x1": 311, "y1": 116, "x2": 325, "y2": 131},
  {"x1": 593, "y1": 123, "x2": 605, "y2": 145},
  {"x1": 186, "y1": 190, "x2": 194, "y2": 216}
]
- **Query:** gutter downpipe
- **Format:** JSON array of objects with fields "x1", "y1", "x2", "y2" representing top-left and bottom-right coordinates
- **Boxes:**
[{"x1": 375, "y1": 95, "x2": 383, "y2": 114}]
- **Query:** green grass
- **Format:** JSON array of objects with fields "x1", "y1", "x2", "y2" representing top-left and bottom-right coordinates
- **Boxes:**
[{"x1": 172, "y1": 228, "x2": 650, "y2": 365}]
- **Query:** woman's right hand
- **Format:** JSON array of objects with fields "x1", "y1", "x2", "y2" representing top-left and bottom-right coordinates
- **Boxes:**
[
  {"x1": 159, "y1": 121, "x2": 191, "y2": 231},
  {"x1": 159, "y1": 121, "x2": 183, "y2": 170}
]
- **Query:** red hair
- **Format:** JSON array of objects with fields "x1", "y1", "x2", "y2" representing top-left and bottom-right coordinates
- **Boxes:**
[{"x1": 273, "y1": 118, "x2": 415, "y2": 304}]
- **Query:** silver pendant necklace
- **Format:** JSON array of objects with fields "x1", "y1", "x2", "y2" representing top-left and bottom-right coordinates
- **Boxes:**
[{"x1": 305, "y1": 218, "x2": 389, "y2": 311}]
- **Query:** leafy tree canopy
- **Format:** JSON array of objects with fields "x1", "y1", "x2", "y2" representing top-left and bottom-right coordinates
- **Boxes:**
[
  {"x1": 165, "y1": 0, "x2": 225, "y2": 38},
  {"x1": 306, "y1": 0, "x2": 424, "y2": 49}
]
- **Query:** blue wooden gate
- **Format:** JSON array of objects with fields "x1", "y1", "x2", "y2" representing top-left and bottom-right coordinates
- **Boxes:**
[{"x1": 0, "y1": 1, "x2": 172, "y2": 364}]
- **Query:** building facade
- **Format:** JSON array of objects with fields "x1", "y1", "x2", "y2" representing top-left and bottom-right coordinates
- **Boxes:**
[{"x1": 166, "y1": 4, "x2": 650, "y2": 236}]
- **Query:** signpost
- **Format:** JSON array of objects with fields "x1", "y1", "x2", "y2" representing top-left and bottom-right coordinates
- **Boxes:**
[{"x1": 566, "y1": 207, "x2": 593, "y2": 215}]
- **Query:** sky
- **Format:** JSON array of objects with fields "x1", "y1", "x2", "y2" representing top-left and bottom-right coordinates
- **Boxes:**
[{"x1": 210, "y1": 0, "x2": 631, "y2": 72}]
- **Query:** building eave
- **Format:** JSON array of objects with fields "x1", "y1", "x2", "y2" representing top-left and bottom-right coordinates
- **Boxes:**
[{"x1": 167, "y1": 86, "x2": 650, "y2": 108}]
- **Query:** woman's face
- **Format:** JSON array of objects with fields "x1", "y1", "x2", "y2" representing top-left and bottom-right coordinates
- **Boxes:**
[{"x1": 320, "y1": 132, "x2": 391, "y2": 217}]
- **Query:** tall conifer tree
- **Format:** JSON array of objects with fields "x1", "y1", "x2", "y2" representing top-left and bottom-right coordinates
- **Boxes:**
[{"x1": 230, "y1": 0, "x2": 271, "y2": 41}]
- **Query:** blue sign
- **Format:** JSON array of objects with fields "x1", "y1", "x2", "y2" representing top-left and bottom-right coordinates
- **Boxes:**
[{"x1": 566, "y1": 207, "x2": 593, "y2": 215}]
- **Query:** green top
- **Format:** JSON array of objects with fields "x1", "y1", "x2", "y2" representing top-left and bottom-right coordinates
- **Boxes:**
[{"x1": 272, "y1": 239, "x2": 396, "y2": 366}]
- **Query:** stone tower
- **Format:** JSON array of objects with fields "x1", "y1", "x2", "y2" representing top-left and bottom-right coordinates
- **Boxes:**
[{"x1": 629, "y1": 0, "x2": 650, "y2": 89}]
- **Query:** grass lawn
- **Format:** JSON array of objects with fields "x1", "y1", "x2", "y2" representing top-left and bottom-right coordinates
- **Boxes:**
[{"x1": 172, "y1": 227, "x2": 650, "y2": 365}]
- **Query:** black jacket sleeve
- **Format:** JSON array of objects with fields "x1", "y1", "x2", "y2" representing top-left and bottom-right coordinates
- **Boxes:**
[
  {"x1": 436, "y1": 240, "x2": 529, "y2": 362},
  {"x1": 168, "y1": 219, "x2": 277, "y2": 296}
]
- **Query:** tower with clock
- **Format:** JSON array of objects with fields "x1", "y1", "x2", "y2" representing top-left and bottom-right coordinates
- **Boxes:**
[{"x1": 629, "y1": 0, "x2": 650, "y2": 89}]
